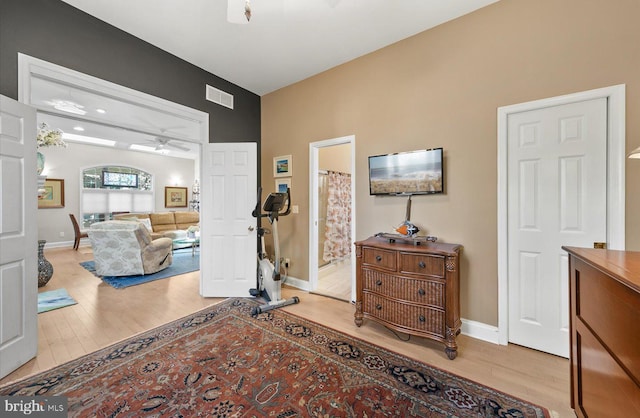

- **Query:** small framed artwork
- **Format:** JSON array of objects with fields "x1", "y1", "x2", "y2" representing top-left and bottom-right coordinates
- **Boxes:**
[
  {"x1": 39, "y1": 178, "x2": 65, "y2": 209},
  {"x1": 273, "y1": 154, "x2": 292, "y2": 177},
  {"x1": 165, "y1": 186, "x2": 188, "y2": 208},
  {"x1": 275, "y1": 178, "x2": 291, "y2": 194}
]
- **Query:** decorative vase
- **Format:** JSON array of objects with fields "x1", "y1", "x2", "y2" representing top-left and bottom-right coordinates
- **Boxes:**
[
  {"x1": 36, "y1": 151, "x2": 45, "y2": 175},
  {"x1": 37, "y1": 239, "x2": 53, "y2": 287}
]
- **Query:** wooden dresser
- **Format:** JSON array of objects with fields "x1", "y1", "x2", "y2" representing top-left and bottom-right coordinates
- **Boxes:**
[
  {"x1": 562, "y1": 246, "x2": 640, "y2": 418},
  {"x1": 354, "y1": 236, "x2": 462, "y2": 359}
]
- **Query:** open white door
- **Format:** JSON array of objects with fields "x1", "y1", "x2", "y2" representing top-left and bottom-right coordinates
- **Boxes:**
[
  {"x1": 200, "y1": 142, "x2": 257, "y2": 297},
  {"x1": 0, "y1": 95, "x2": 38, "y2": 379}
]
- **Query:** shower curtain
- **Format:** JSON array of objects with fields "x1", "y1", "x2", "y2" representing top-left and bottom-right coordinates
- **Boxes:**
[{"x1": 323, "y1": 171, "x2": 351, "y2": 263}]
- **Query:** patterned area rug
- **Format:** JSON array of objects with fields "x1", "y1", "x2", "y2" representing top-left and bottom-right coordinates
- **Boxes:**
[
  {"x1": 0, "y1": 298, "x2": 550, "y2": 417},
  {"x1": 79, "y1": 249, "x2": 199, "y2": 288}
]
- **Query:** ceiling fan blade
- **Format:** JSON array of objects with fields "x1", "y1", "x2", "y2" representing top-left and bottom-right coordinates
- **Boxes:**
[{"x1": 165, "y1": 141, "x2": 190, "y2": 151}]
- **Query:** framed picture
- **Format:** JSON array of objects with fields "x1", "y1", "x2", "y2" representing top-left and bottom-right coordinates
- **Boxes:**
[
  {"x1": 38, "y1": 178, "x2": 65, "y2": 209},
  {"x1": 273, "y1": 154, "x2": 292, "y2": 177},
  {"x1": 275, "y1": 178, "x2": 291, "y2": 194},
  {"x1": 165, "y1": 186, "x2": 188, "y2": 208}
]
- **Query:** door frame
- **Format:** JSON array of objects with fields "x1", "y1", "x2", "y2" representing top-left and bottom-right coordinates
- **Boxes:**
[
  {"x1": 308, "y1": 135, "x2": 356, "y2": 301},
  {"x1": 497, "y1": 84, "x2": 626, "y2": 345},
  {"x1": 17, "y1": 53, "x2": 210, "y2": 288}
]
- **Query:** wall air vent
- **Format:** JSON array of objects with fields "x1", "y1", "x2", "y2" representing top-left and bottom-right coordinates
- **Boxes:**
[{"x1": 206, "y1": 84, "x2": 234, "y2": 110}]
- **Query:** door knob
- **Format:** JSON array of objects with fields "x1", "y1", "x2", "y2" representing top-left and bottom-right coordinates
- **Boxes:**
[{"x1": 248, "y1": 226, "x2": 255, "y2": 232}]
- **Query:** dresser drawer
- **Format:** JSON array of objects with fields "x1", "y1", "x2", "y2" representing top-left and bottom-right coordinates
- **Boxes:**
[
  {"x1": 362, "y1": 269, "x2": 445, "y2": 308},
  {"x1": 363, "y1": 292, "x2": 445, "y2": 337},
  {"x1": 362, "y1": 247, "x2": 396, "y2": 271},
  {"x1": 399, "y1": 252, "x2": 445, "y2": 278}
]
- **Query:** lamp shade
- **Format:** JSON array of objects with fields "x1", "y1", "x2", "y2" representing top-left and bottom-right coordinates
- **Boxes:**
[{"x1": 630, "y1": 146, "x2": 640, "y2": 159}]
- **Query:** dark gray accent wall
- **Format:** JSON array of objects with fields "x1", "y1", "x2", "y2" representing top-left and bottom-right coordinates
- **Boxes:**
[{"x1": 0, "y1": 0, "x2": 261, "y2": 144}]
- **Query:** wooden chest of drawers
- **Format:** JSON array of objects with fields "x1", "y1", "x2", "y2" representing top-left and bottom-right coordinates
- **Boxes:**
[
  {"x1": 354, "y1": 236, "x2": 462, "y2": 359},
  {"x1": 563, "y1": 246, "x2": 640, "y2": 418}
]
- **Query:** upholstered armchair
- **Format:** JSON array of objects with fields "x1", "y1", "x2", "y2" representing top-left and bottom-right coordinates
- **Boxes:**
[{"x1": 88, "y1": 221, "x2": 173, "y2": 276}]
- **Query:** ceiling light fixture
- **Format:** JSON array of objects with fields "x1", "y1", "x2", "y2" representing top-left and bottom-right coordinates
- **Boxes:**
[
  {"x1": 96, "y1": 108, "x2": 106, "y2": 114},
  {"x1": 130, "y1": 144, "x2": 171, "y2": 155},
  {"x1": 629, "y1": 146, "x2": 640, "y2": 159},
  {"x1": 245, "y1": 0, "x2": 252, "y2": 21},
  {"x1": 227, "y1": 0, "x2": 251, "y2": 24},
  {"x1": 129, "y1": 144, "x2": 156, "y2": 152},
  {"x1": 62, "y1": 133, "x2": 115, "y2": 147},
  {"x1": 44, "y1": 99, "x2": 87, "y2": 115},
  {"x1": 73, "y1": 126, "x2": 85, "y2": 132}
]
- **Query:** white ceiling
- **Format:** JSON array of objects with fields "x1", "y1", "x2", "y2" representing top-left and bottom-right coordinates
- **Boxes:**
[
  {"x1": 33, "y1": 74, "x2": 202, "y2": 160},
  {"x1": 60, "y1": 0, "x2": 500, "y2": 96}
]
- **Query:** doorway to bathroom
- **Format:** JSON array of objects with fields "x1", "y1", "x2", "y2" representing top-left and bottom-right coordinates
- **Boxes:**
[{"x1": 308, "y1": 135, "x2": 355, "y2": 302}]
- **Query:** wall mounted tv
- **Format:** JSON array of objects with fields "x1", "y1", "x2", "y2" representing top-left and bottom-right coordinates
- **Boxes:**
[
  {"x1": 368, "y1": 148, "x2": 444, "y2": 196},
  {"x1": 102, "y1": 171, "x2": 138, "y2": 188}
]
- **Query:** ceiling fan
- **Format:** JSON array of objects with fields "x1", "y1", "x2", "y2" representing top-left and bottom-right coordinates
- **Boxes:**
[
  {"x1": 131, "y1": 134, "x2": 191, "y2": 152},
  {"x1": 147, "y1": 136, "x2": 191, "y2": 152}
]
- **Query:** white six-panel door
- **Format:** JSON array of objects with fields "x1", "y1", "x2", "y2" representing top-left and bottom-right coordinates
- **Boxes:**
[
  {"x1": 507, "y1": 98, "x2": 607, "y2": 358},
  {"x1": 200, "y1": 142, "x2": 257, "y2": 297},
  {"x1": 0, "y1": 95, "x2": 38, "y2": 378}
]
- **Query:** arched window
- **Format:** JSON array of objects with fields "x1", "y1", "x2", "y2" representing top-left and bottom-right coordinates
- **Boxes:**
[{"x1": 81, "y1": 166, "x2": 153, "y2": 227}]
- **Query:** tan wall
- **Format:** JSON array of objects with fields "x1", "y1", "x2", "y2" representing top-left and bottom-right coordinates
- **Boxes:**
[
  {"x1": 261, "y1": 0, "x2": 640, "y2": 326},
  {"x1": 319, "y1": 143, "x2": 351, "y2": 174}
]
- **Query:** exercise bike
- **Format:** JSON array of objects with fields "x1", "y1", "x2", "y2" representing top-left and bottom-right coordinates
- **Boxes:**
[{"x1": 249, "y1": 187, "x2": 300, "y2": 315}]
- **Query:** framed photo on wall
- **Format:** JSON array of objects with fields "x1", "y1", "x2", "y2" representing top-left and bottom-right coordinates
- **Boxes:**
[
  {"x1": 38, "y1": 178, "x2": 65, "y2": 209},
  {"x1": 273, "y1": 155, "x2": 292, "y2": 177},
  {"x1": 165, "y1": 186, "x2": 188, "y2": 208},
  {"x1": 275, "y1": 178, "x2": 291, "y2": 194}
]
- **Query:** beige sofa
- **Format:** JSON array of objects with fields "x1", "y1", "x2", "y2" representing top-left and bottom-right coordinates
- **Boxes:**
[{"x1": 114, "y1": 211, "x2": 199, "y2": 241}]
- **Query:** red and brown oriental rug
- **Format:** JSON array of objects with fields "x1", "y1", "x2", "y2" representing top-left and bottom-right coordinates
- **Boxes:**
[{"x1": 0, "y1": 298, "x2": 550, "y2": 417}]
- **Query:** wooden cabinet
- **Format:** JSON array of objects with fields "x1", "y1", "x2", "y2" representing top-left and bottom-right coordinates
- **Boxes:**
[
  {"x1": 354, "y1": 236, "x2": 462, "y2": 359},
  {"x1": 563, "y1": 246, "x2": 640, "y2": 418}
]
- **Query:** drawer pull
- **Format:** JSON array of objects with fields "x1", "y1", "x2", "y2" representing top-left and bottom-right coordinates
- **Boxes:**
[
  {"x1": 419, "y1": 315, "x2": 425, "y2": 322},
  {"x1": 418, "y1": 261, "x2": 426, "y2": 269},
  {"x1": 376, "y1": 304, "x2": 382, "y2": 310},
  {"x1": 376, "y1": 279, "x2": 383, "y2": 286},
  {"x1": 376, "y1": 255, "x2": 382, "y2": 262},
  {"x1": 418, "y1": 288, "x2": 425, "y2": 296}
]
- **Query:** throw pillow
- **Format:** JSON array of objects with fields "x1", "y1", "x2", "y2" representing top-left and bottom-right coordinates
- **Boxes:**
[{"x1": 138, "y1": 218, "x2": 153, "y2": 232}]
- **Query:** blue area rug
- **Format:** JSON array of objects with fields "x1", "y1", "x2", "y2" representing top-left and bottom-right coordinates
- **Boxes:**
[
  {"x1": 80, "y1": 249, "x2": 199, "y2": 289},
  {"x1": 38, "y1": 288, "x2": 77, "y2": 313}
]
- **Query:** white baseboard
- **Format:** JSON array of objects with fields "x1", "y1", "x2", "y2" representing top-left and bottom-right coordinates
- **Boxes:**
[
  {"x1": 282, "y1": 274, "x2": 310, "y2": 291},
  {"x1": 42, "y1": 238, "x2": 89, "y2": 249},
  {"x1": 460, "y1": 318, "x2": 501, "y2": 345}
]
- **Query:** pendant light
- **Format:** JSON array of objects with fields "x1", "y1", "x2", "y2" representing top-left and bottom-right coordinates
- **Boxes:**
[{"x1": 228, "y1": 0, "x2": 252, "y2": 24}]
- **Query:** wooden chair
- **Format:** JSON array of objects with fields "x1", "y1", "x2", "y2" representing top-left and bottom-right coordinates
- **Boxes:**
[{"x1": 69, "y1": 214, "x2": 88, "y2": 250}]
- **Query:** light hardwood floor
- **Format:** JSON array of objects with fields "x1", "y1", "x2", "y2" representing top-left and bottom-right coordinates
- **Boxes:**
[
  {"x1": 1, "y1": 246, "x2": 575, "y2": 418},
  {"x1": 312, "y1": 259, "x2": 352, "y2": 301}
]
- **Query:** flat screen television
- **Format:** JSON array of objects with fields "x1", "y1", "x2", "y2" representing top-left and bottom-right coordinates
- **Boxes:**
[
  {"x1": 368, "y1": 148, "x2": 443, "y2": 196},
  {"x1": 102, "y1": 171, "x2": 138, "y2": 188}
]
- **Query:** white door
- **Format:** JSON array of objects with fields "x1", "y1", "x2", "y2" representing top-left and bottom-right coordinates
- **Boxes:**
[
  {"x1": 507, "y1": 98, "x2": 607, "y2": 358},
  {"x1": 0, "y1": 95, "x2": 38, "y2": 379},
  {"x1": 200, "y1": 142, "x2": 257, "y2": 297}
]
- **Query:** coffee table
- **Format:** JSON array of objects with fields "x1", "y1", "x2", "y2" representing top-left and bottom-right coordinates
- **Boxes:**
[{"x1": 172, "y1": 237, "x2": 200, "y2": 256}]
